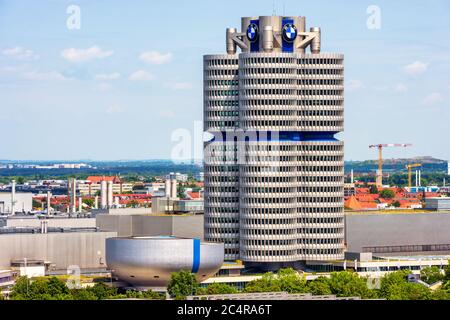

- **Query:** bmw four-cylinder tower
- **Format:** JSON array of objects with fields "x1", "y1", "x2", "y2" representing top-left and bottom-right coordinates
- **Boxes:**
[{"x1": 203, "y1": 15, "x2": 345, "y2": 271}]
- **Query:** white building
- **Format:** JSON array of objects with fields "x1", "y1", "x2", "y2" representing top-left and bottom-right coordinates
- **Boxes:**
[{"x1": 0, "y1": 192, "x2": 33, "y2": 214}]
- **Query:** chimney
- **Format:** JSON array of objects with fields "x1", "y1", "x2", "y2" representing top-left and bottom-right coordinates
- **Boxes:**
[
  {"x1": 171, "y1": 178, "x2": 177, "y2": 199},
  {"x1": 107, "y1": 181, "x2": 113, "y2": 208},
  {"x1": 11, "y1": 179, "x2": 16, "y2": 215},
  {"x1": 47, "y1": 191, "x2": 52, "y2": 215},
  {"x1": 40, "y1": 220, "x2": 48, "y2": 234},
  {"x1": 350, "y1": 169, "x2": 354, "y2": 184},
  {"x1": 165, "y1": 178, "x2": 171, "y2": 198},
  {"x1": 415, "y1": 170, "x2": 418, "y2": 187},
  {"x1": 78, "y1": 197, "x2": 82, "y2": 213},
  {"x1": 71, "y1": 178, "x2": 77, "y2": 213},
  {"x1": 100, "y1": 180, "x2": 107, "y2": 209},
  {"x1": 418, "y1": 170, "x2": 421, "y2": 187}
]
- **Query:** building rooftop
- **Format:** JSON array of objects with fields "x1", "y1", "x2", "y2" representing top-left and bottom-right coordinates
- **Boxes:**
[{"x1": 0, "y1": 227, "x2": 102, "y2": 235}]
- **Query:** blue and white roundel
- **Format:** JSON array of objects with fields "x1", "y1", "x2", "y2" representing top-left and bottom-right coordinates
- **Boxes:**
[
  {"x1": 246, "y1": 23, "x2": 259, "y2": 42},
  {"x1": 282, "y1": 23, "x2": 297, "y2": 42}
]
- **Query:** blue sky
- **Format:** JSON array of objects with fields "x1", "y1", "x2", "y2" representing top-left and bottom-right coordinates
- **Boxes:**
[{"x1": 0, "y1": 0, "x2": 449, "y2": 161}]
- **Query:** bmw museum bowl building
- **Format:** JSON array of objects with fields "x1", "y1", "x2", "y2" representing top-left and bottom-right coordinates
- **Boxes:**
[{"x1": 106, "y1": 236, "x2": 224, "y2": 287}]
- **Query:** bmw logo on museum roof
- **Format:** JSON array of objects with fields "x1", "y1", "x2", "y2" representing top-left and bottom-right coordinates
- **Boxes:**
[
  {"x1": 282, "y1": 23, "x2": 297, "y2": 42},
  {"x1": 246, "y1": 23, "x2": 259, "y2": 42}
]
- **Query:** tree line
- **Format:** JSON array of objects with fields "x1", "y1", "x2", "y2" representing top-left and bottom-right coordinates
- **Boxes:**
[{"x1": 2, "y1": 265, "x2": 450, "y2": 300}]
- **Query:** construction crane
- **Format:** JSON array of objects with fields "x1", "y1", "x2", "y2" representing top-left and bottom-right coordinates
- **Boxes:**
[
  {"x1": 369, "y1": 143, "x2": 412, "y2": 188},
  {"x1": 405, "y1": 163, "x2": 422, "y2": 189}
]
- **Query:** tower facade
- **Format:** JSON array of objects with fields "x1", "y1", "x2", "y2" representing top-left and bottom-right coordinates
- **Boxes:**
[{"x1": 204, "y1": 15, "x2": 345, "y2": 269}]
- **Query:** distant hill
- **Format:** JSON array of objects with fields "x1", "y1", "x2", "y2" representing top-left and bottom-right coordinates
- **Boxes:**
[{"x1": 345, "y1": 156, "x2": 448, "y2": 173}]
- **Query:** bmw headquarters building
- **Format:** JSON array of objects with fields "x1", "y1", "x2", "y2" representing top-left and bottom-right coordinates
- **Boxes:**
[{"x1": 204, "y1": 15, "x2": 345, "y2": 270}]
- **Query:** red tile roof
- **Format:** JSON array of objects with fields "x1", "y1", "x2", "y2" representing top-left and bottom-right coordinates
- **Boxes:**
[
  {"x1": 86, "y1": 176, "x2": 122, "y2": 183},
  {"x1": 187, "y1": 191, "x2": 201, "y2": 199}
]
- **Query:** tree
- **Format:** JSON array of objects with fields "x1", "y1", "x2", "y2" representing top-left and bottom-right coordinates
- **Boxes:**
[
  {"x1": 420, "y1": 266, "x2": 445, "y2": 285},
  {"x1": 430, "y1": 289, "x2": 450, "y2": 300},
  {"x1": 379, "y1": 189, "x2": 395, "y2": 199},
  {"x1": 16, "y1": 176, "x2": 25, "y2": 184},
  {"x1": 443, "y1": 260, "x2": 450, "y2": 281},
  {"x1": 167, "y1": 270, "x2": 199, "y2": 299},
  {"x1": 369, "y1": 185, "x2": 378, "y2": 194},
  {"x1": 379, "y1": 270, "x2": 432, "y2": 300},
  {"x1": 177, "y1": 185, "x2": 186, "y2": 199},
  {"x1": 82, "y1": 198, "x2": 94, "y2": 208},
  {"x1": 71, "y1": 289, "x2": 97, "y2": 300},
  {"x1": 87, "y1": 282, "x2": 117, "y2": 300},
  {"x1": 244, "y1": 272, "x2": 281, "y2": 293},
  {"x1": 307, "y1": 276, "x2": 332, "y2": 296},
  {"x1": 328, "y1": 271, "x2": 376, "y2": 299},
  {"x1": 47, "y1": 277, "x2": 70, "y2": 296},
  {"x1": 392, "y1": 201, "x2": 401, "y2": 208},
  {"x1": 276, "y1": 268, "x2": 308, "y2": 293},
  {"x1": 9, "y1": 276, "x2": 31, "y2": 300},
  {"x1": 201, "y1": 283, "x2": 238, "y2": 295}
]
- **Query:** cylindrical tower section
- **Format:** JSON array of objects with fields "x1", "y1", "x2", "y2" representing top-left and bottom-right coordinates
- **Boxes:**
[
  {"x1": 297, "y1": 140, "x2": 345, "y2": 261},
  {"x1": 239, "y1": 52, "x2": 298, "y2": 132},
  {"x1": 204, "y1": 54, "x2": 240, "y2": 261},
  {"x1": 226, "y1": 28, "x2": 237, "y2": 55},
  {"x1": 241, "y1": 16, "x2": 259, "y2": 53}
]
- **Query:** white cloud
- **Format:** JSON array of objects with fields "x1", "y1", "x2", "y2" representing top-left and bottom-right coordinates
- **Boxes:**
[
  {"x1": 106, "y1": 105, "x2": 123, "y2": 114},
  {"x1": 422, "y1": 92, "x2": 443, "y2": 106},
  {"x1": 346, "y1": 79, "x2": 364, "y2": 92},
  {"x1": 2, "y1": 46, "x2": 39, "y2": 60},
  {"x1": 403, "y1": 61, "x2": 428, "y2": 76},
  {"x1": 139, "y1": 51, "x2": 173, "y2": 65},
  {"x1": 94, "y1": 72, "x2": 120, "y2": 81},
  {"x1": 394, "y1": 83, "x2": 408, "y2": 92},
  {"x1": 165, "y1": 82, "x2": 193, "y2": 90},
  {"x1": 61, "y1": 46, "x2": 114, "y2": 63},
  {"x1": 22, "y1": 70, "x2": 67, "y2": 81},
  {"x1": 128, "y1": 70, "x2": 154, "y2": 81}
]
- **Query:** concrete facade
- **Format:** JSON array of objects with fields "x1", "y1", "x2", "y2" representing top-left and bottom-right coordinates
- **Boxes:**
[
  {"x1": 425, "y1": 197, "x2": 450, "y2": 210},
  {"x1": 96, "y1": 214, "x2": 204, "y2": 239},
  {"x1": 345, "y1": 212, "x2": 450, "y2": 255},
  {"x1": 5, "y1": 217, "x2": 96, "y2": 228},
  {"x1": 0, "y1": 231, "x2": 117, "y2": 271}
]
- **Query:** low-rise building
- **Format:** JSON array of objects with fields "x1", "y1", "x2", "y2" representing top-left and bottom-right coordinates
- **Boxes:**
[
  {"x1": 425, "y1": 197, "x2": 450, "y2": 210},
  {"x1": 77, "y1": 176, "x2": 133, "y2": 196}
]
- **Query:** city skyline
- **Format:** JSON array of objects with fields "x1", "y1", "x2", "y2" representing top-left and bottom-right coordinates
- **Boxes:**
[{"x1": 0, "y1": 0, "x2": 449, "y2": 161}]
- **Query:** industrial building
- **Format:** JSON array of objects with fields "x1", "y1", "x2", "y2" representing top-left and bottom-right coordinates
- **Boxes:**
[
  {"x1": 3, "y1": 216, "x2": 96, "y2": 228},
  {"x1": 345, "y1": 211, "x2": 450, "y2": 255},
  {"x1": 203, "y1": 15, "x2": 345, "y2": 269},
  {"x1": 77, "y1": 176, "x2": 133, "y2": 196},
  {"x1": 425, "y1": 197, "x2": 450, "y2": 211},
  {"x1": 0, "y1": 191, "x2": 33, "y2": 214},
  {"x1": 105, "y1": 236, "x2": 224, "y2": 288},
  {"x1": 96, "y1": 213, "x2": 204, "y2": 239},
  {"x1": 0, "y1": 227, "x2": 116, "y2": 273}
]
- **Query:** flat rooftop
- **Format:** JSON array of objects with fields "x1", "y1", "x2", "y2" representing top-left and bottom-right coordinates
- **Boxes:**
[
  {"x1": 345, "y1": 210, "x2": 450, "y2": 215},
  {"x1": 0, "y1": 227, "x2": 102, "y2": 235}
]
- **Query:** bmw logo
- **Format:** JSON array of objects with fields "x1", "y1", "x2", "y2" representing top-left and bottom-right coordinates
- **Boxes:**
[
  {"x1": 246, "y1": 23, "x2": 259, "y2": 42},
  {"x1": 282, "y1": 23, "x2": 297, "y2": 42}
]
